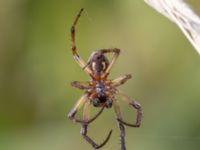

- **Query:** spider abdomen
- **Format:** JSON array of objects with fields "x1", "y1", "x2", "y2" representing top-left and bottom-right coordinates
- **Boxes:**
[{"x1": 87, "y1": 51, "x2": 109, "y2": 75}]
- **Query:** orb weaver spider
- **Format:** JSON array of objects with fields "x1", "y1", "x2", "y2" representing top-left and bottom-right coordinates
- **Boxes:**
[{"x1": 68, "y1": 8, "x2": 143, "y2": 150}]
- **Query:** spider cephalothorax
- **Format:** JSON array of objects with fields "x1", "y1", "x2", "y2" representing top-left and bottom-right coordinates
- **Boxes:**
[{"x1": 68, "y1": 8, "x2": 143, "y2": 150}]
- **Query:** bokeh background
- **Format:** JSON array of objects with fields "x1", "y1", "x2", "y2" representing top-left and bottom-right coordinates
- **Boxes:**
[{"x1": 1, "y1": 0, "x2": 200, "y2": 150}]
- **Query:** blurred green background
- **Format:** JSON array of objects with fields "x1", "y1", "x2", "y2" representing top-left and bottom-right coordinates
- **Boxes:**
[{"x1": 1, "y1": 0, "x2": 200, "y2": 150}]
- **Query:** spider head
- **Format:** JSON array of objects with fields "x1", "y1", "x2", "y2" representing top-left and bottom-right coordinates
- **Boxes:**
[{"x1": 84, "y1": 51, "x2": 109, "y2": 74}]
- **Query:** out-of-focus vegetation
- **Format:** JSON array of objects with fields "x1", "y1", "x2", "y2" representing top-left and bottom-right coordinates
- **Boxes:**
[{"x1": 0, "y1": 0, "x2": 200, "y2": 150}]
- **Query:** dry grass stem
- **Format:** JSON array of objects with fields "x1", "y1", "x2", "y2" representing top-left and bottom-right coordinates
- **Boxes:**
[{"x1": 144, "y1": 0, "x2": 200, "y2": 55}]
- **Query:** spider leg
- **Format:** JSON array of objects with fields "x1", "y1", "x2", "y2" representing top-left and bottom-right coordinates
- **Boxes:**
[
  {"x1": 70, "y1": 8, "x2": 92, "y2": 75},
  {"x1": 71, "y1": 81, "x2": 90, "y2": 90},
  {"x1": 113, "y1": 100, "x2": 126, "y2": 150},
  {"x1": 68, "y1": 94, "x2": 87, "y2": 122},
  {"x1": 111, "y1": 74, "x2": 132, "y2": 87},
  {"x1": 81, "y1": 124, "x2": 112, "y2": 149},
  {"x1": 80, "y1": 102, "x2": 113, "y2": 149},
  {"x1": 99, "y1": 48, "x2": 120, "y2": 77},
  {"x1": 68, "y1": 94, "x2": 105, "y2": 124},
  {"x1": 116, "y1": 91, "x2": 143, "y2": 127}
]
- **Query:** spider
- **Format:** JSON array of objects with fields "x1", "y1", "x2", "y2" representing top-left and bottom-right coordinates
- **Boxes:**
[{"x1": 68, "y1": 8, "x2": 143, "y2": 150}]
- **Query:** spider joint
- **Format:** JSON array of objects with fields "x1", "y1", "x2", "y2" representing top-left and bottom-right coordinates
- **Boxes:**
[{"x1": 71, "y1": 26, "x2": 75, "y2": 33}]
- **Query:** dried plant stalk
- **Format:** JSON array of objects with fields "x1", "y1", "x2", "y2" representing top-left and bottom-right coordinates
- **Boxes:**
[{"x1": 144, "y1": 0, "x2": 200, "y2": 55}]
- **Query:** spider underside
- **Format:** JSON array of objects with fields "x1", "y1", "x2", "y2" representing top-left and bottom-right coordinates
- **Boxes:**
[{"x1": 68, "y1": 8, "x2": 143, "y2": 150}]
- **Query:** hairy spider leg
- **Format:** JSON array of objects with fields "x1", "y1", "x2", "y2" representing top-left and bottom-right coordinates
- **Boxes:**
[
  {"x1": 70, "y1": 8, "x2": 92, "y2": 75},
  {"x1": 116, "y1": 91, "x2": 143, "y2": 127},
  {"x1": 68, "y1": 94, "x2": 105, "y2": 124},
  {"x1": 112, "y1": 100, "x2": 126, "y2": 150},
  {"x1": 111, "y1": 74, "x2": 132, "y2": 87},
  {"x1": 98, "y1": 48, "x2": 121, "y2": 78},
  {"x1": 81, "y1": 102, "x2": 113, "y2": 149},
  {"x1": 71, "y1": 81, "x2": 90, "y2": 90},
  {"x1": 68, "y1": 94, "x2": 87, "y2": 121},
  {"x1": 83, "y1": 101, "x2": 91, "y2": 121}
]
